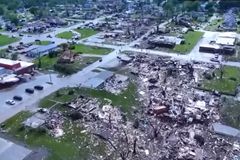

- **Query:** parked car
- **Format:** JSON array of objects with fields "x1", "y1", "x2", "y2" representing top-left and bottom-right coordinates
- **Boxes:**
[
  {"x1": 25, "y1": 88, "x2": 34, "y2": 94},
  {"x1": 5, "y1": 100, "x2": 15, "y2": 105},
  {"x1": 210, "y1": 58, "x2": 220, "y2": 63},
  {"x1": 38, "y1": 108, "x2": 48, "y2": 113},
  {"x1": 13, "y1": 96, "x2": 23, "y2": 101},
  {"x1": 34, "y1": 85, "x2": 44, "y2": 90}
]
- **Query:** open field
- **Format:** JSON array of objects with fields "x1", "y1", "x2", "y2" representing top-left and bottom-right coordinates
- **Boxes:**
[
  {"x1": 74, "y1": 28, "x2": 98, "y2": 39},
  {"x1": 201, "y1": 66, "x2": 240, "y2": 95},
  {"x1": 173, "y1": 31, "x2": 204, "y2": 53},
  {"x1": 56, "y1": 31, "x2": 73, "y2": 39},
  {"x1": 34, "y1": 56, "x2": 58, "y2": 70},
  {"x1": 0, "y1": 34, "x2": 18, "y2": 46},
  {"x1": 72, "y1": 44, "x2": 112, "y2": 55},
  {"x1": 35, "y1": 55, "x2": 100, "y2": 74}
]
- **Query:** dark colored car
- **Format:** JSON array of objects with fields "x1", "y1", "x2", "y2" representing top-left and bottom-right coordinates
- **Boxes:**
[
  {"x1": 34, "y1": 85, "x2": 44, "y2": 90},
  {"x1": 13, "y1": 96, "x2": 23, "y2": 101},
  {"x1": 25, "y1": 88, "x2": 34, "y2": 94}
]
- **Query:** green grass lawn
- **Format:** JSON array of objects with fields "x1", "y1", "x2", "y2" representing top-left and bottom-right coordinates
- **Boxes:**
[
  {"x1": 201, "y1": 66, "x2": 240, "y2": 95},
  {"x1": 56, "y1": 31, "x2": 74, "y2": 39},
  {"x1": 1, "y1": 82, "x2": 138, "y2": 160},
  {"x1": 40, "y1": 83, "x2": 137, "y2": 116},
  {"x1": 173, "y1": 31, "x2": 204, "y2": 53},
  {"x1": 0, "y1": 34, "x2": 18, "y2": 46},
  {"x1": 34, "y1": 41, "x2": 52, "y2": 46},
  {"x1": 34, "y1": 55, "x2": 58, "y2": 70},
  {"x1": 72, "y1": 44, "x2": 112, "y2": 55},
  {"x1": 35, "y1": 55, "x2": 99, "y2": 74},
  {"x1": 221, "y1": 97, "x2": 240, "y2": 129},
  {"x1": 74, "y1": 28, "x2": 98, "y2": 39},
  {"x1": 1, "y1": 112, "x2": 106, "y2": 160},
  {"x1": 205, "y1": 19, "x2": 223, "y2": 31}
]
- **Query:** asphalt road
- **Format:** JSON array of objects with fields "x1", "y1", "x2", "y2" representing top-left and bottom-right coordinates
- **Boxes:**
[{"x1": 0, "y1": 14, "x2": 240, "y2": 123}]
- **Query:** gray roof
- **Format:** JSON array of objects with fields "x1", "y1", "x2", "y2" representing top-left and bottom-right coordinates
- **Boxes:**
[
  {"x1": 83, "y1": 70, "x2": 114, "y2": 88},
  {"x1": 212, "y1": 123, "x2": 240, "y2": 138},
  {"x1": 23, "y1": 113, "x2": 48, "y2": 129},
  {"x1": 28, "y1": 44, "x2": 58, "y2": 56}
]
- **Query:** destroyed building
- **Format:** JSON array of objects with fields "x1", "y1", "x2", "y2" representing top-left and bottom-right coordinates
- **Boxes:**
[
  {"x1": 62, "y1": 54, "x2": 240, "y2": 160},
  {"x1": 148, "y1": 36, "x2": 184, "y2": 49}
]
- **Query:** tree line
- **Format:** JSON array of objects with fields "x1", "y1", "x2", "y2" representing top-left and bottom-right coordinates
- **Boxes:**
[{"x1": 0, "y1": 0, "x2": 84, "y2": 25}]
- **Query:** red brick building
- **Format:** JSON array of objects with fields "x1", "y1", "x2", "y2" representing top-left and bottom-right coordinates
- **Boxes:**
[{"x1": 0, "y1": 58, "x2": 35, "y2": 75}]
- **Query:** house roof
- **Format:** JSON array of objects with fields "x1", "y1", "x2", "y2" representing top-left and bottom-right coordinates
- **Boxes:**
[
  {"x1": 212, "y1": 123, "x2": 240, "y2": 138},
  {"x1": 0, "y1": 58, "x2": 19, "y2": 66},
  {"x1": 83, "y1": 70, "x2": 114, "y2": 88},
  {"x1": 216, "y1": 37, "x2": 235, "y2": 46},
  {"x1": 30, "y1": 44, "x2": 58, "y2": 55}
]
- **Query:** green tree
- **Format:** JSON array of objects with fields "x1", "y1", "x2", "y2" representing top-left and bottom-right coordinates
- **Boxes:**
[
  {"x1": 6, "y1": 13, "x2": 19, "y2": 25},
  {"x1": 163, "y1": 0, "x2": 174, "y2": 17},
  {"x1": 183, "y1": 0, "x2": 199, "y2": 12},
  {"x1": 0, "y1": 5, "x2": 4, "y2": 15},
  {"x1": 205, "y1": 2, "x2": 215, "y2": 13},
  {"x1": 29, "y1": 7, "x2": 39, "y2": 16},
  {"x1": 11, "y1": 53, "x2": 18, "y2": 60}
]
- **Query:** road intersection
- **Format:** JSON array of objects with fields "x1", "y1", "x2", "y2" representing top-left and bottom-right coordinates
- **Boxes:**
[{"x1": 0, "y1": 15, "x2": 239, "y2": 123}]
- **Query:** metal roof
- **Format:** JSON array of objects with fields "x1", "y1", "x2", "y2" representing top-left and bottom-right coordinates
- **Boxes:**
[
  {"x1": 29, "y1": 44, "x2": 58, "y2": 55},
  {"x1": 212, "y1": 123, "x2": 240, "y2": 138},
  {"x1": 83, "y1": 70, "x2": 114, "y2": 88}
]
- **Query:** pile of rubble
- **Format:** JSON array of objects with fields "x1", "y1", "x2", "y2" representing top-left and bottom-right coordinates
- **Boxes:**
[
  {"x1": 112, "y1": 54, "x2": 240, "y2": 160},
  {"x1": 30, "y1": 54, "x2": 240, "y2": 159},
  {"x1": 22, "y1": 109, "x2": 65, "y2": 138},
  {"x1": 104, "y1": 74, "x2": 129, "y2": 95},
  {"x1": 46, "y1": 111, "x2": 64, "y2": 138},
  {"x1": 59, "y1": 54, "x2": 240, "y2": 159}
]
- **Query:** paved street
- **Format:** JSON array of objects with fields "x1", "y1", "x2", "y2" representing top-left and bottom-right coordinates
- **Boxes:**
[
  {"x1": 0, "y1": 14, "x2": 240, "y2": 123},
  {"x1": 0, "y1": 137, "x2": 31, "y2": 160}
]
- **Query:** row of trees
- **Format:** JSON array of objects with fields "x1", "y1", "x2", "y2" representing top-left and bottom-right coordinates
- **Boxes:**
[
  {"x1": 0, "y1": 0, "x2": 85, "y2": 25},
  {"x1": 161, "y1": 0, "x2": 240, "y2": 16}
]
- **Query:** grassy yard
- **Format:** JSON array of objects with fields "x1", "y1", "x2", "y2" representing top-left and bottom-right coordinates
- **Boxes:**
[
  {"x1": 0, "y1": 34, "x2": 18, "y2": 46},
  {"x1": 34, "y1": 55, "x2": 58, "y2": 70},
  {"x1": 56, "y1": 31, "x2": 73, "y2": 39},
  {"x1": 74, "y1": 28, "x2": 98, "y2": 39},
  {"x1": 205, "y1": 19, "x2": 223, "y2": 31},
  {"x1": 34, "y1": 41, "x2": 52, "y2": 46},
  {"x1": 39, "y1": 83, "x2": 137, "y2": 116},
  {"x1": 72, "y1": 44, "x2": 112, "y2": 55},
  {"x1": 201, "y1": 66, "x2": 240, "y2": 95},
  {"x1": 1, "y1": 112, "x2": 106, "y2": 160},
  {"x1": 221, "y1": 97, "x2": 240, "y2": 129},
  {"x1": 35, "y1": 55, "x2": 99, "y2": 74},
  {"x1": 1, "y1": 81, "x2": 138, "y2": 160},
  {"x1": 173, "y1": 31, "x2": 204, "y2": 53}
]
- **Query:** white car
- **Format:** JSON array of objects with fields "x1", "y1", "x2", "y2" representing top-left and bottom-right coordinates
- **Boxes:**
[{"x1": 5, "y1": 100, "x2": 15, "y2": 105}]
